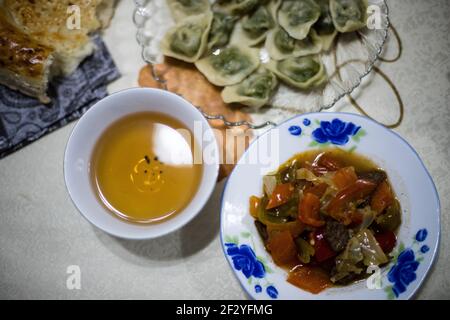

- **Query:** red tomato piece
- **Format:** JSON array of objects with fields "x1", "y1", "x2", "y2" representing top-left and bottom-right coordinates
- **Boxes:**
[
  {"x1": 303, "y1": 183, "x2": 328, "y2": 198},
  {"x1": 315, "y1": 153, "x2": 343, "y2": 171},
  {"x1": 375, "y1": 231, "x2": 397, "y2": 254},
  {"x1": 311, "y1": 230, "x2": 336, "y2": 263},
  {"x1": 298, "y1": 193, "x2": 325, "y2": 227},
  {"x1": 371, "y1": 181, "x2": 394, "y2": 215},
  {"x1": 266, "y1": 183, "x2": 295, "y2": 210},
  {"x1": 287, "y1": 265, "x2": 332, "y2": 294},
  {"x1": 326, "y1": 179, "x2": 377, "y2": 220},
  {"x1": 333, "y1": 167, "x2": 358, "y2": 191},
  {"x1": 267, "y1": 230, "x2": 298, "y2": 267},
  {"x1": 249, "y1": 196, "x2": 260, "y2": 218}
]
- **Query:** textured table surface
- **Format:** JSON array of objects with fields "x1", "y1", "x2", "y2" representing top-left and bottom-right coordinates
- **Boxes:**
[{"x1": 0, "y1": 0, "x2": 449, "y2": 299}]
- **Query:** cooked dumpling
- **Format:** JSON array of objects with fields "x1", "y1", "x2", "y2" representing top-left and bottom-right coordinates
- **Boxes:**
[
  {"x1": 221, "y1": 67, "x2": 278, "y2": 108},
  {"x1": 313, "y1": 0, "x2": 338, "y2": 51},
  {"x1": 195, "y1": 46, "x2": 260, "y2": 86},
  {"x1": 231, "y1": 5, "x2": 274, "y2": 46},
  {"x1": 330, "y1": 0, "x2": 368, "y2": 33},
  {"x1": 295, "y1": 29, "x2": 322, "y2": 57},
  {"x1": 241, "y1": 5, "x2": 275, "y2": 45},
  {"x1": 265, "y1": 27, "x2": 296, "y2": 60},
  {"x1": 207, "y1": 12, "x2": 237, "y2": 51},
  {"x1": 278, "y1": 0, "x2": 321, "y2": 40},
  {"x1": 266, "y1": 27, "x2": 322, "y2": 60},
  {"x1": 215, "y1": 0, "x2": 260, "y2": 16},
  {"x1": 266, "y1": 55, "x2": 326, "y2": 89},
  {"x1": 267, "y1": 0, "x2": 282, "y2": 21},
  {"x1": 161, "y1": 12, "x2": 213, "y2": 63},
  {"x1": 167, "y1": 0, "x2": 211, "y2": 22}
]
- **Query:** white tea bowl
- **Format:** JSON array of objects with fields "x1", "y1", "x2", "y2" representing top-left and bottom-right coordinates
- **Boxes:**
[{"x1": 64, "y1": 88, "x2": 219, "y2": 239}]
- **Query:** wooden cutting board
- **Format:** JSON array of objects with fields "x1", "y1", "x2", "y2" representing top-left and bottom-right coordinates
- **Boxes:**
[{"x1": 138, "y1": 58, "x2": 253, "y2": 181}]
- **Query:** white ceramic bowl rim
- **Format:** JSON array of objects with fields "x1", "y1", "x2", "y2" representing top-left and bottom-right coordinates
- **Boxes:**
[
  {"x1": 64, "y1": 87, "x2": 219, "y2": 239},
  {"x1": 220, "y1": 111, "x2": 440, "y2": 300}
]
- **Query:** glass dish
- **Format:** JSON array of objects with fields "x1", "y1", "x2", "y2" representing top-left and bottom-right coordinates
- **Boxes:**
[{"x1": 133, "y1": 0, "x2": 389, "y2": 129}]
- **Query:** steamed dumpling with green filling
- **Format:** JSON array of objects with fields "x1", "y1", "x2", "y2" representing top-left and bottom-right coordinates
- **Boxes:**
[
  {"x1": 294, "y1": 29, "x2": 322, "y2": 57},
  {"x1": 278, "y1": 0, "x2": 321, "y2": 40},
  {"x1": 195, "y1": 46, "x2": 260, "y2": 86},
  {"x1": 265, "y1": 27, "x2": 296, "y2": 60},
  {"x1": 265, "y1": 27, "x2": 322, "y2": 60},
  {"x1": 167, "y1": 0, "x2": 211, "y2": 22},
  {"x1": 207, "y1": 12, "x2": 237, "y2": 52},
  {"x1": 330, "y1": 0, "x2": 368, "y2": 32},
  {"x1": 161, "y1": 12, "x2": 213, "y2": 63},
  {"x1": 314, "y1": 0, "x2": 338, "y2": 51},
  {"x1": 266, "y1": 55, "x2": 327, "y2": 89},
  {"x1": 239, "y1": 5, "x2": 275, "y2": 45},
  {"x1": 215, "y1": 0, "x2": 261, "y2": 16},
  {"x1": 221, "y1": 67, "x2": 278, "y2": 108}
]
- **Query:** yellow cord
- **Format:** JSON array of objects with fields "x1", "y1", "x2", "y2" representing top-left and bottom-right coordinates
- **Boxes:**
[{"x1": 334, "y1": 24, "x2": 405, "y2": 128}]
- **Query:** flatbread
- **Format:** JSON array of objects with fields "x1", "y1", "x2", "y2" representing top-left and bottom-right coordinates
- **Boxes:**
[
  {"x1": 0, "y1": 0, "x2": 116, "y2": 102},
  {"x1": 0, "y1": 12, "x2": 54, "y2": 103}
]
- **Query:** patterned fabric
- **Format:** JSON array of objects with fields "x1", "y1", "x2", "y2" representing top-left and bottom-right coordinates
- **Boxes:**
[{"x1": 0, "y1": 35, "x2": 120, "y2": 159}]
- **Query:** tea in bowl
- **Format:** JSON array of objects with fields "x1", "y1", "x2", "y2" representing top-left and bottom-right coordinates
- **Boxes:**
[{"x1": 64, "y1": 88, "x2": 219, "y2": 239}]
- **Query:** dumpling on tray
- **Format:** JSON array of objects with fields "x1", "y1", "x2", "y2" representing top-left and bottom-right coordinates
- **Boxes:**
[
  {"x1": 195, "y1": 46, "x2": 260, "y2": 86},
  {"x1": 265, "y1": 27, "x2": 322, "y2": 61},
  {"x1": 207, "y1": 11, "x2": 237, "y2": 52},
  {"x1": 161, "y1": 12, "x2": 213, "y2": 63},
  {"x1": 156, "y1": 0, "x2": 373, "y2": 109},
  {"x1": 231, "y1": 5, "x2": 275, "y2": 46},
  {"x1": 314, "y1": 0, "x2": 338, "y2": 51},
  {"x1": 330, "y1": 0, "x2": 368, "y2": 33},
  {"x1": 215, "y1": 0, "x2": 260, "y2": 16},
  {"x1": 265, "y1": 55, "x2": 327, "y2": 90},
  {"x1": 167, "y1": 0, "x2": 211, "y2": 22},
  {"x1": 221, "y1": 67, "x2": 278, "y2": 108},
  {"x1": 278, "y1": 0, "x2": 321, "y2": 40}
]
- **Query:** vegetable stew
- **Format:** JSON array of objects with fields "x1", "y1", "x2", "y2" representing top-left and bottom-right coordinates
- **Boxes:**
[{"x1": 249, "y1": 148, "x2": 401, "y2": 294}]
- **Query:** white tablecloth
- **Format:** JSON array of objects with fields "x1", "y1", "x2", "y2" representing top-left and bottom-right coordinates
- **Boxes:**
[{"x1": 0, "y1": 0, "x2": 449, "y2": 299}]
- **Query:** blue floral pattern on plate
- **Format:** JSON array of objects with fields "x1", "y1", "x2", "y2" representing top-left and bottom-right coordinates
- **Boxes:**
[
  {"x1": 385, "y1": 229, "x2": 429, "y2": 299},
  {"x1": 312, "y1": 119, "x2": 360, "y2": 145},
  {"x1": 225, "y1": 243, "x2": 265, "y2": 279},
  {"x1": 266, "y1": 286, "x2": 278, "y2": 299},
  {"x1": 415, "y1": 229, "x2": 428, "y2": 242},
  {"x1": 288, "y1": 125, "x2": 302, "y2": 136},
  {"x1": 226, "y1": 228, "x2": 430, "y2": 299},
  {"x1": 224, "y1": 234, "x2": 278, "y2": 299},
  {"x1": 388, "y1": 249, "x2": 419, "y2": 297},
  {"x1": 288, "y1": 117, "x2": 365, "y2": 148},
  {"x1": 420, "y1": 245, "x2": 430, "y2": 253}
]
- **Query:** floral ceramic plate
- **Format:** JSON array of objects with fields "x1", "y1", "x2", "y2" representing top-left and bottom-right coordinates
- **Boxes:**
[{"x1": 220, "y1": 112, "x2": 440, "y2": 300}]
